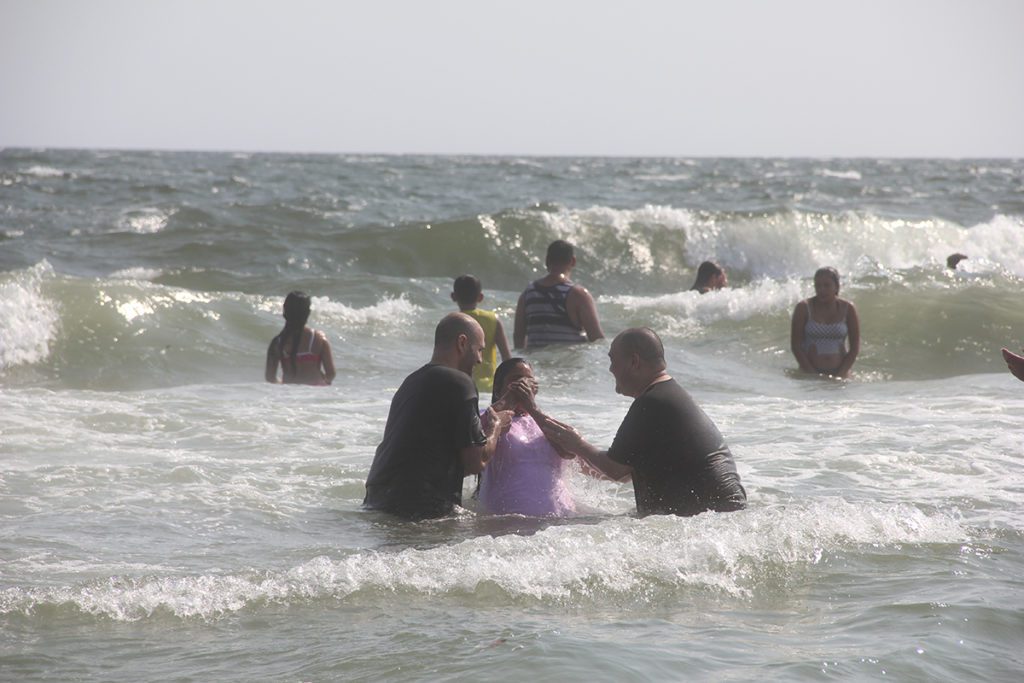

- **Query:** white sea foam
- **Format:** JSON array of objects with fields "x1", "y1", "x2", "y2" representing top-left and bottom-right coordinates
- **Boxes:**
[
  {"x1": 816, "y1": 168, "x2": 863, "y2": 180},
  {"x1": 118, "y1": 208, "x2": 169, "y2": 234},
  {"x1": 546, "y1": 204, "x2": 1024, "y2": 282},
  {"x1": 955, "y1": 214, "x2": 1024, "y2": 277},
  {"x1": 0, "y1": 262, "x2": 59, "y2": 369},
  {"x1": 601, "y1": 279, "x2": 804, "y2": 327},
  {"x1": 542, "y1": 205, "x2": 696, "y2": 275},
  {"x1": 261, "y1": 295, "x2": 422, "y2": 330},
  {"x1": 0, "y1": 499, "x2": 965, "y2": 621},
  {"x1": 22, "y1": 165, "x2": 66, "y2": 178},
  {"x1": 110, "y1": 267, "x2": 163, "y2": 281}
]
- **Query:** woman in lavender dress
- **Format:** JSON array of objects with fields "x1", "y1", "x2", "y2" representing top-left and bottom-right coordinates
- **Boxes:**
[{"x1": 478, "y1": 358, "x2": 576, "y2": 517}]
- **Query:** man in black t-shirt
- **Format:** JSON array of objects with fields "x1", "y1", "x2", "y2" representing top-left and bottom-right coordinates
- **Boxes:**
[
  {"x1": 364, "y1": 313, "x2": 512, "y2": 519},
  {"x1": 527, "y1": 327, "x2": 746, "y2": 517}
]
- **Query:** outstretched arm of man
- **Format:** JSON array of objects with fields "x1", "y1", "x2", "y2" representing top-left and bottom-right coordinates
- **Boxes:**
[{"x1": 518, "y1": 393, "x2": 631, "y2": 481}]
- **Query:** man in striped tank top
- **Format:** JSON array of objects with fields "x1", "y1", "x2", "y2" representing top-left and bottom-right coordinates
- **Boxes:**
[{"x1": 513, "y1": 240, "x2": 604, "y2": 350}]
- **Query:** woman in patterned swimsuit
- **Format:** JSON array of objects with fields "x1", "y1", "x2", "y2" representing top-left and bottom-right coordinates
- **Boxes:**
[{"x1": 790, "y1": 267, "x2": 860, "y2": 379}]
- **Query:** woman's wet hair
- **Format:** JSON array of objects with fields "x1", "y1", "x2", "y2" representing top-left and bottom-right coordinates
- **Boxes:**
[
  {"x1": 491, "y1": 357, "x2": 531, "y2": 404},
  {"x1": 814, "y1": 266, "x2": 841, "y2": 291},
  {"x1": 691, "y1": 261, "x2": 723, "y2": 291},
  {"x1": 278, "y1": 291, "x2": 312, "y2": 375}
]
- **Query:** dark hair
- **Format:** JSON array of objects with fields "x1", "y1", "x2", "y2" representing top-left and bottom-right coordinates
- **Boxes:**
[
  {"x1": 434, "y1": 312, "x2": 479, "y2": 347},
  {"x1": 453, "y1": 274, "x2": 482, "y2": 308},
  {"x1": 545, "y1": 240, "x2": 575, "y2": 268},
  {"x1": 276, "y1": 291, "x2": 311, "y2": 376},
  {"x1": 691, "y1": 261, "x2": 723, "y2": 291},
  {"x1": 491, "y1": 357, "x2": 531, "y2": 404},
  {"x1": 814, "y1": 266, "x2": 841, "y2": 291},
  {"x1": 614, "y1": 327, "x2": 666, "y2": 369}
]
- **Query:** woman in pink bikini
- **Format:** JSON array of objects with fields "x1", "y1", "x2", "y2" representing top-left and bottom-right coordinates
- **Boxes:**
[
  {"x1": 478, "y1": 358, "x2": 577, "y2": 517},
  {"x1": 265, "y1": 291, "x2": 336, "y2": 386},
  {"x1": 790, "y1": 267, "x2": 860, "y2": 379}
]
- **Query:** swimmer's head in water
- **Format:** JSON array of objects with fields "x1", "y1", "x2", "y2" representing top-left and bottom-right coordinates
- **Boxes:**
[
  {"x1": 947, "y1": 253, "x2": 968, "y2": 270},
  {"x1": 453, "y1": 274, "x2": 483, "y2": 309},
  {"x1": 283, "y1": 291, "x2": 311, "y2": 326},
  {"x1": 492, "y1": 357, "x2": 533, "y2": 404},
  {"x1": 692, "y1": 261, "x2": 726, "y2": 291}
]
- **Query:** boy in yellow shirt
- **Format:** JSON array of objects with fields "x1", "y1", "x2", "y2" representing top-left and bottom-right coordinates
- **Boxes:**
[{"x1": 452, "y1": 275, "x2": 512, "y2": 393}]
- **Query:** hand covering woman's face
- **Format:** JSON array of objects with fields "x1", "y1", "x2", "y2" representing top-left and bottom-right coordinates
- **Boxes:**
[{"x1": 500, "y1": 364, "x2": 537, "y2": 412}]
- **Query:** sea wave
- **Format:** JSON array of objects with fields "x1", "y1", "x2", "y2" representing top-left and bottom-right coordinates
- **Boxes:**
[
  {"x1": 0, "y1": 264, "x2": 425, "y2": 388},
  {"x1": 0, "y1": 261, "x2": 59, "y2": 369},
  {"x1": 328, "y1": 205, "x2": 1024, "y2": 291},
  {"x1": 0, "y1": 499, "x2": 966, "y2": 622}
]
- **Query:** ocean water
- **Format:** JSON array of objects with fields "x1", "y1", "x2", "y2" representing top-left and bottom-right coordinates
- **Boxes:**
[{"x1": 1, "y1": 149, "x2": 1023, "y2": 681}]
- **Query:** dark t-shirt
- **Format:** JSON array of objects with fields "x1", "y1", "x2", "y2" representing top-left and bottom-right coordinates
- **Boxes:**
[
  {"x1": 364, "y1": 364, "x2": 486, "y2": 519},
  {"x1": 607, "y1": 379, "x2": 746, "y2": 517}
]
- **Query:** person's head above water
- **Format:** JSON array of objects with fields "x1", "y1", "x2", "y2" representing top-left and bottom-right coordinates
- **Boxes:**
[
  {"x1": 946, "y1": 253, "x2": 968, "y2": 270},
  {"x1": 452, "y1": 274, "x2": 483, "y2": 310},
  {"x1": 432, "y1": 312, "x2": 486, "y2": 376},
  {"x1": 691, "y1": 261, "x2": 727, "y2": 293},
  {"x1": 813, "y1": 266, "x2": 841, "y2": 300},
  {"x1": 545, "y1": 240, "x2": 576, "y2": 273},
  {"x1": 283, "y1": 291, "x2": 311, "y2": 326},
  {"x1": 608, "y1": 327, "x2": 668, "y2": 397}
]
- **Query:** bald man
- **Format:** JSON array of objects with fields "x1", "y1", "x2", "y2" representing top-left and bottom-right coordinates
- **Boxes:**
[
  {"x1": 527, "y1": 327, "x2": 746, "y2": 517},
  {"x1": 364, "y1": 313, "x2": 512, "y2": 519}
]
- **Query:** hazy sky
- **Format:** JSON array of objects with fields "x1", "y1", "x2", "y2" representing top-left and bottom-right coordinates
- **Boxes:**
[{"x1": 2, "y1": 0, "x2": 1022, "y2": 157}]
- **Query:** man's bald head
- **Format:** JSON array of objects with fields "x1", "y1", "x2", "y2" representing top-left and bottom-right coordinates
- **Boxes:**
[
  {"x1": 432, "y1": 312, "x2": 486, "y2": 376},
  {"x1": 613, "y1": 327, "x2": 667, "y2": 371},
  {"x1": 434, "y1": 312, "x2": 482, "y2": 347}
]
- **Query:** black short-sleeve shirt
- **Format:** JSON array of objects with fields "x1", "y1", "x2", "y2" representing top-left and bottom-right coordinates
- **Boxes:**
[
  {"x1": 364, "y1": 364, "x2": 486, "y2": 519},
  {"x1": 607, "y1": 379, "x2": 746, "y2": 517}
]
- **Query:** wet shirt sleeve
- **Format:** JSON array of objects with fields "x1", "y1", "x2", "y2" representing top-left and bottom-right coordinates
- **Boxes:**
[
  {"x1": 455, "y1": 378, "x2": 487, "y2": 448},
  {"x1": 607, "y1": 397, "x2": 652, "y2": 467}
]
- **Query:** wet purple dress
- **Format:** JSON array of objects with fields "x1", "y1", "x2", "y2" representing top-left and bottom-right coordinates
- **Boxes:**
[{"x1": 478, "y1": 413, "x2": 575, "y2": 517}]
